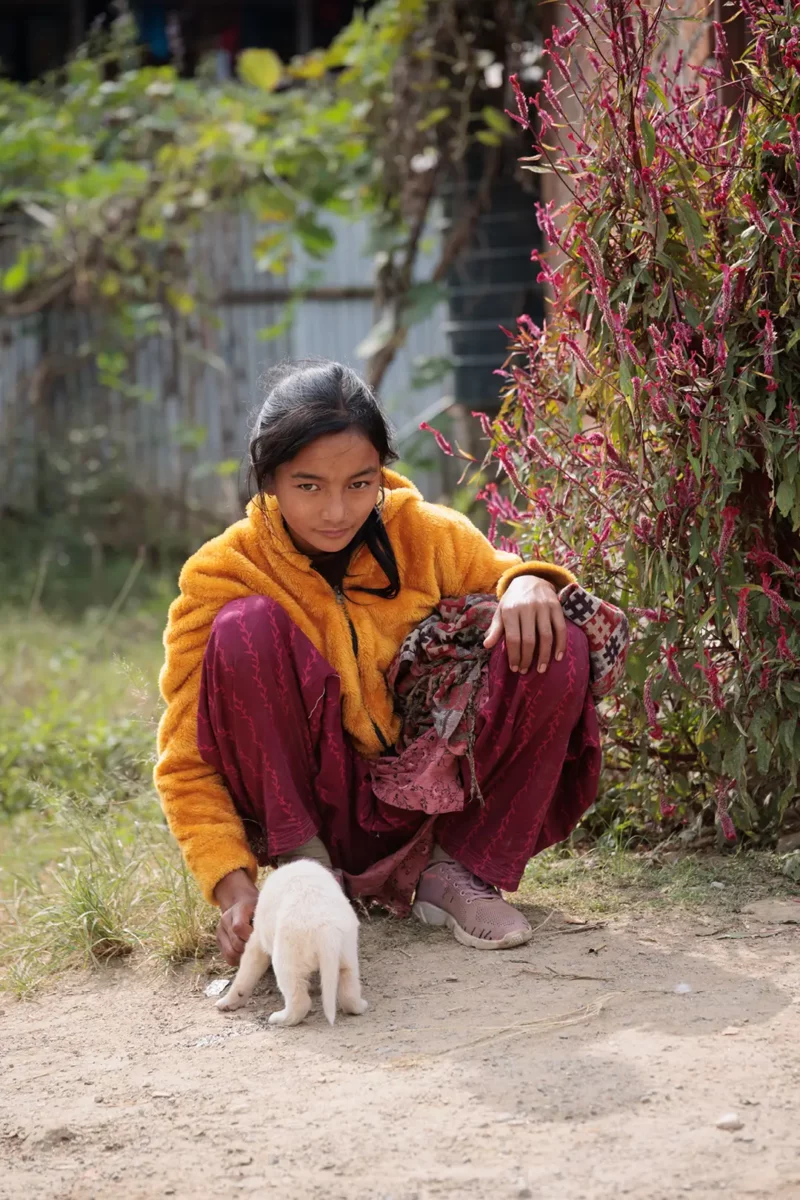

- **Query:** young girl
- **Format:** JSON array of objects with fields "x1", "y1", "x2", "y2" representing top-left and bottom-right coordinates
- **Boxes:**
[{"x1": 156, "y1": 360, "x2": 601, "y2": 966}]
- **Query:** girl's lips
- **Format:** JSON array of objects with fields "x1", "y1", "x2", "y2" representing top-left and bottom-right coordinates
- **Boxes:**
[{"x1": 317, "y1": 529, "x2": 351, "y2": 539}]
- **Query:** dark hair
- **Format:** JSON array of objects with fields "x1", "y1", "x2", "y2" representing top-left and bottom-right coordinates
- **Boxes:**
[{"x1": 248, "y1": 359, "x2": 401, "y2": 599}]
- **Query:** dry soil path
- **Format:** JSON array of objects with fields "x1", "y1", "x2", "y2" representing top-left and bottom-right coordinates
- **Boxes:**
[{"x1": 2, "y1": 903, "x2": 800, "y2": 1200}]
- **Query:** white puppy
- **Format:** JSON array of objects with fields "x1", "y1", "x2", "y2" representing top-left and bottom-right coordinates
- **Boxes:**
[{"x1": 216, "y1": 859, "x2": 368, "y2": 1027}]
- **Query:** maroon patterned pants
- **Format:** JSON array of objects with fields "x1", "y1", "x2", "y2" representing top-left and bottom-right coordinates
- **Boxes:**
[{"x1": 197, "y1": 596, "x2": 601, "y2": 915}]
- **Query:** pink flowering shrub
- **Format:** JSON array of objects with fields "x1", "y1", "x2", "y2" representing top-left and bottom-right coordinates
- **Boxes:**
[{"x1": 481, "y1": 0, "x2": 800, "y2": 839}]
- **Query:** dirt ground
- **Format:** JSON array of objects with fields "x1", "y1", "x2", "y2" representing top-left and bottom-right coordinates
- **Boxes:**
[{"x1": 2, "y1": 899, "x2": 800, "y2": 1200}]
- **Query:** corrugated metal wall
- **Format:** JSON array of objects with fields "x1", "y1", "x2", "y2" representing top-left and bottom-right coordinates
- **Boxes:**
[{"x1": 0, "y1": 212, "x2": 453, "y2": 518}]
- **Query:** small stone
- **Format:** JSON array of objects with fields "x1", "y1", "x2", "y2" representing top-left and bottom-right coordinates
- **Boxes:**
[
  {"x1": 710, "y1": 881, "x2": 726, "y2": 890},
  {"x1": 674, "y1": 983, "x2": 692, "y2": 995},
  {"x1": 35, "y1": 1126, "x2": 76, "y2": 1149},
  {"x1": 151, "y1": 1092, "x2": 173, "y2": 1099},
  {"x1": 640, "y1": 1096, "x2": 652, "y2": 1104},
  {"x1": 716, "y1": 1112, "x2": 744, "y2": 1132},
  {"x1": 94, "y1": 1095, "x2": 105, "y2": 1104},
  {"x1": 517, "y1": 1188, "x2": 533, "y2": 1198},
  {"x1": 722, "y1": 1026, "x2": 741, "y2": 1036},
  {"x1": 445, "y1": 976, "x2": 459, "y2": 982}
]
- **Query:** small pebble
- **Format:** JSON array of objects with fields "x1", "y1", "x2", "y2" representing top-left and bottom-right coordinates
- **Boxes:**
[
  {"x1": 722, "y1": 1026, "x2": 741, "y2": 1036},
  {"x1": 674, "y1": 983, "x2": 692, "y2": 995},
  {"x1": 716, "y1": 1112, "x2": 744, "y2": 1132},
  {"x1": 710, "y1": 881, "x2": 726, "y2": 890}
]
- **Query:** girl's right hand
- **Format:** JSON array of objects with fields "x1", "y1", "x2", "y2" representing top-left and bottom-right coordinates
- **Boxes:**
[{"x1": 214, "y1": 869, "x2": 259, "y2": 966}]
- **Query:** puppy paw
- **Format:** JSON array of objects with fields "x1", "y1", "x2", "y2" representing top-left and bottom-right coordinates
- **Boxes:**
[
  {"x1": 268, "y1": 1009, "x2": 289, "y2": 1026},
  {"x1": 216, "y1": 991, "x2": 244, "y2": 1012},
  {"x1": 348, "y1": 998, "x2": 369, "y2": 1016}
]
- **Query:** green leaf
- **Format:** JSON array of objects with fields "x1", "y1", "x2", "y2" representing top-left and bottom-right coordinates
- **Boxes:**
[
  {"x1": 238, "y1": 49, "x2": 283, "y2": 92},
  {"x1": 294, "y1": 214, "x2": 335, "y2": 258},
  {"x1": 646, "y1": 79, "x2": 668, "y2": 108},
  {"x1": 476, "y1": 131, "x2": 503, "y2": 147},
  {"x1": 775, "y1": 479, "x2": 795, "y2": 517},
  {"x1": 402, "y1": 281, "x2": 448, "y2": 324},
  {"x1": 723, "y1": 737, "x2": 747, "y2": 779},
  {"x1": 755, "y1": 736, "x2": 774, "y2": 776},
  {"x1": 672, "y1": 196, "x2": 706, "y2": 263},
  {"x1": 641, "y1": 118, "x2": 656, "y2": 166},
  {"x1": 416, "y1": 106, "x2": 450, "y2": 132},
  {"x1": 356, "y1": 312, "x2": 395, "y2": 359},
  {"x1": 410, "y1": 355, "x2": 452, "y2": 388},
  {"x1": 2, "y1": 259, "x2": 28, "y2": 293},
  {"x1": 215, "y1": 459, "x2": 241, "y2": 476},
  {"x1": 482, "y1": 107, "x2": 512, "y2": 137},
  {"x1": 619, "y1": 355, "x2": 632, "y2": 397}
]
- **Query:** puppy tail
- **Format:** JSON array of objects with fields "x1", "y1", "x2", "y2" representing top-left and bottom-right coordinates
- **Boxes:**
[{"x1": 318, "y1": 929, "x2": 342, "y2": 1026}]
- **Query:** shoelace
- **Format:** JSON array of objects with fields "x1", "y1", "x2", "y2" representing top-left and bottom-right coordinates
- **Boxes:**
[{"x1": 440, "y1": 865, "x2": 499, "y2": 902}]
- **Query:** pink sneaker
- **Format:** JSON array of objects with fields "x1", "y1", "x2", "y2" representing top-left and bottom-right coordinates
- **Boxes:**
[{"x1": 412, "y1": 861, "x2": 532, "y2": 950}]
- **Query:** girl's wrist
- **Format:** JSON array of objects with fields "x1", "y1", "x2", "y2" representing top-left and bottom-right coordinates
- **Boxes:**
[{"x1": 213, "y1": 868, "x2": 258, "y2": 910}]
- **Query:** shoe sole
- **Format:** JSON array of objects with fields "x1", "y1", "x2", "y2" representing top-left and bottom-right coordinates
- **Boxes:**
[{"x1": 412, "y1": 900, "x2": 533, "y2": 951}]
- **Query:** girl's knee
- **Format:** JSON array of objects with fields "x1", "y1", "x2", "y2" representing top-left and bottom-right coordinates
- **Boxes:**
[
  {"x1": 561, "y1": 620, "x2": 590, "y2": 694},
  {"x1": 210, "y1": 595, "x2": 291, "y2": 653}
]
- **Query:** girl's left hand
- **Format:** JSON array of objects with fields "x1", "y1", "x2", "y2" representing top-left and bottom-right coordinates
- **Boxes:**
[{"x1": 484, "y1": 575, "x2": 567, "y2": 675}]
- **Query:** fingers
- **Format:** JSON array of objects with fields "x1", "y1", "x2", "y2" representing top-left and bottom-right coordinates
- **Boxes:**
[
  {"x1": 518, "y1": 605, "x2": 537, "y2": 675},
  {"x1": 216, "y1": 922, "x2": 240, "y2": 968},
  {"x1": 483, "y1": 609, "x2": 504, "y2": 649},
  {"x1": 503, "y1": 608, "x2": 522, "y2": 672},
  {"x1": 230, "y1": 910, "x2": 254, "y2": 944},
  {"x1": 217, "y1": 903, "x2": 253, "y2": 968},
  {"x1": 535, "y1": 607, "x2": 554, "y2": 673}
]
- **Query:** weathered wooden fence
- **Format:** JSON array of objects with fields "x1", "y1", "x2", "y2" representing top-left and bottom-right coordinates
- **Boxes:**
[{"x1": 0, "y1": 212, "x2": 453, "y2": 521}]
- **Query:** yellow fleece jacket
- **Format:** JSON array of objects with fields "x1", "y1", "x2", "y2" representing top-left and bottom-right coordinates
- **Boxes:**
[{"x1": 155, "y1": 470, "x2": 575, "y2": 904}]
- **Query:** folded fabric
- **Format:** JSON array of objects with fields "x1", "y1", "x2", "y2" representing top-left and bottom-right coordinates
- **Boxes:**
[
  {"x1": 370, "y1": 587, "x2": 628, "y2": 817},
  {"x1": 558, "y1": 582, "x2": 630, "y2": 700}
]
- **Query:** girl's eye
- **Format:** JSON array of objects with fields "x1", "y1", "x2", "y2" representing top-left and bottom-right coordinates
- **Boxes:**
[
  {"x1": 297, "y1": 483, "x2": 319, "y2": 493},
  {"x1": 351, "y1": 481, "x2": 370, "y2": 490}
]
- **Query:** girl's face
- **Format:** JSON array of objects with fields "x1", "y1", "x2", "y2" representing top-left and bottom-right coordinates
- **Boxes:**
[{"x1": 270, "y1": 429, "x2": 382, "y2": 556}]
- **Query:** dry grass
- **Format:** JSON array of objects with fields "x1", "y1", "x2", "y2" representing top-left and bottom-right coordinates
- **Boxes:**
[{"x1": 1, "y1": 611, "x2": 796, "y2": 999}]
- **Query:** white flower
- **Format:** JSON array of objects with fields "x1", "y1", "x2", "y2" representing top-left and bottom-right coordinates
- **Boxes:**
[
  {"x1": 484, "y1": 61, "x2": 504, "y2": 89},
  {"x1": 146, "y1": 81, "x2": 174, "y2": 97},
  {"x1": 410, "y1": 148, "x2": 439, "y2": 174},
  {"x1": 226, "y1": 122, "x2": 255, "y2": 147},
  {"x1": 188, "y1": 189, "x2": 209, "y2": 209}
]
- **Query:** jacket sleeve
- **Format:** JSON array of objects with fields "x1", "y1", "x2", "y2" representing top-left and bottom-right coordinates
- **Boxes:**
[
  {"x1": 155, "y1": 545, "x2": 258, "y2": 906},
  {"x1": 419, "y1": 502, "x2": 576, "y2": 598}
]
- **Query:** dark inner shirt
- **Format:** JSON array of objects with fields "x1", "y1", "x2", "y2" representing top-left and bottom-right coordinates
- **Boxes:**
[{"x1": 308, "y1": 530, "x2": 366, "y2": 592}]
